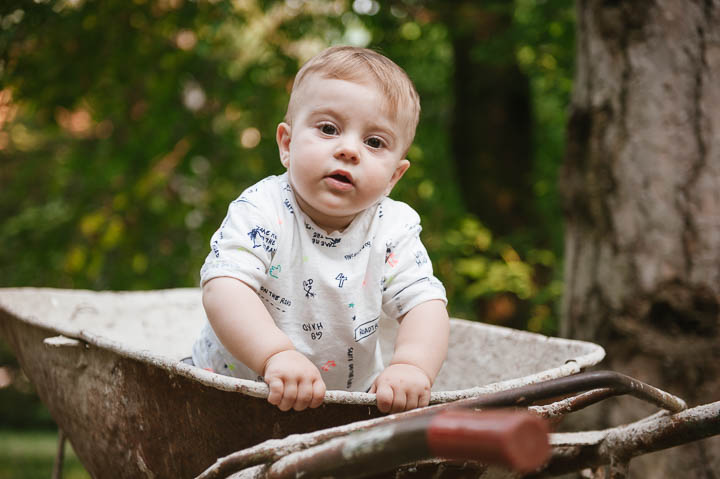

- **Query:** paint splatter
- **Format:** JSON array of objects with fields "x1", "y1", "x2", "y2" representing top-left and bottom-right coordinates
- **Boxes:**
[{"x1": 386, "y1": 252, "x2": 399, "y2": 268}]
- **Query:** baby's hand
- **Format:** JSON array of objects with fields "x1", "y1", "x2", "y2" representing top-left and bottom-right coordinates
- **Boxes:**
[
  {"x1": 263, "y1": 350, "x2": 326, "y2": 411},
  {"x1": 369, "y1": 363, "x2": 432, "y2": 413}
]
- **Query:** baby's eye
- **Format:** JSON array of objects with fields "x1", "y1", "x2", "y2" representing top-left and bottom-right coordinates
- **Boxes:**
[
  {"x1": 365, "y1": 137, "x2": 384, "y2": 149},
  {"x1": 319, "y1": 123, "x2": 337, "y2": 135}
]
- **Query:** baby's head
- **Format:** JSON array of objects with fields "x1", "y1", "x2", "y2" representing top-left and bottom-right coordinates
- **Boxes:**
[
  {"x1": 285, "y1": 46, "x2": 420, "y2": 154},
  {"x1": 277, "y1": 46, "x2": 420, "y2": 232}
]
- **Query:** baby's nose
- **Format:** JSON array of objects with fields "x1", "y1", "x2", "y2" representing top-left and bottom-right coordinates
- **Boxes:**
[{"x1": 334, "y1": 139, "x2": 360, "y2": 162}]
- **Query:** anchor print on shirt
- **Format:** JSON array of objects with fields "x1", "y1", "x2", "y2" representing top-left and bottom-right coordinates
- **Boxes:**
[{"x1": 303, "y1": 278, "x2": 315, "y2": 298}]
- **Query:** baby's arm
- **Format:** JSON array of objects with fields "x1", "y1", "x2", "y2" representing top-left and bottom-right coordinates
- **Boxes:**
[
  {"x1": 370, "y1": 299, "x2": 449, "y2": 413},
  {"x1": 202, "y1": 277, "x2": 326, "y2": 411}
]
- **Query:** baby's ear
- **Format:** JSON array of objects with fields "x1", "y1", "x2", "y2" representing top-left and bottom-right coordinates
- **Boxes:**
[
  {"x1": 276, "y1": 122, "x2": 292, "y2": 167},
  {"x1": 385, "y1": 159, "x2": 410, "y2": 195}
]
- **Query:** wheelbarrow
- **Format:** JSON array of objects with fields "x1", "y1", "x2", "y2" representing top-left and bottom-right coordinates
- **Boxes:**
[
  {"x1": 196, "y1": 370, "x2": 718, "y2": 478},
  {"x1": 0, "y1": 288, "x2": 717, "y2": 478}
]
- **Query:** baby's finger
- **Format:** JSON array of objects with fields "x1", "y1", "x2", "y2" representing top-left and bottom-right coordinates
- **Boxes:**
[
  {"x1": 404, "y1": 390, "x2": 420, "y2": 411},
  {"x1": 390, "y1": 387, "x2": 407, "y2": 414},
  {"x1": 267, "y1": 378, "x2": 284, "y2": 406},
  {"x1": 293, "y1": 380, "x2": 314, "y2": 411},
  {"x1": 278, "y1": 381, "x2": 298, "y2": 412},
  {"x1": 309, "y1": 379, "x2": 326, "y2": 409},
  {"x1": 375, "y1": 383, "x2": 394, "y2": 413},
  {"x1": 418, "y1": 388, "x2": 431, "y2": 409}
]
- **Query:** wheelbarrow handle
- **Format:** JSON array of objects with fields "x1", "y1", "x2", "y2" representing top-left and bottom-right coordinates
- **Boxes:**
[
  {"x1": 427, "y1": 409, "x2": 551, "y2": 471},
  {"x1": 265, "y1": 409, "x2": 550, "y2": 479},
  {"x1": 450, "y1": 371, "x2": 687, "y2": 413}
]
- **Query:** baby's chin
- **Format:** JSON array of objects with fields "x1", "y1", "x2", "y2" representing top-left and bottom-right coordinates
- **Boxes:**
[
  {"x1": 315, "y1": 212, "x2": 361, "y2": 233},
  {"x1": 303, "y1": 205, "x2": 363, "y2": 232}
]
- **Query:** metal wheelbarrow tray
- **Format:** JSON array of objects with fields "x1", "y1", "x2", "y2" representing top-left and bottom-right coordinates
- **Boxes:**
[{"x1": 0, "y1": 287, "x2": 609, "y2": 477}]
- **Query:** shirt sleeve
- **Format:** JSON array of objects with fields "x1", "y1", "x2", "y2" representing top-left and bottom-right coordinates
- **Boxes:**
[
  {"x1": 200, "y1": 193, "x2": 280, "y2": 291},
  {"x1": 380, "y1": 204, "x2": 447, "y2": 320}
]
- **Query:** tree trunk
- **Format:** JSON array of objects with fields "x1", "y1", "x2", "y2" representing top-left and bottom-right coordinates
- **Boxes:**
[
  {"x1": 561, "y1": 0, "x2": 720, "y2": 477},
  {"x1": 450, "y1": 27, "x2": 533, "y2": 238},
  {"x1": 440, "y1": 2, "x2": 534, "y2": 329}
]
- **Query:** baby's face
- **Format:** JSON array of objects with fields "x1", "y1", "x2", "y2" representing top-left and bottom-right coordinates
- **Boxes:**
[{"x1": 277, "y1": 76, "x2": 410, "y2": 232}]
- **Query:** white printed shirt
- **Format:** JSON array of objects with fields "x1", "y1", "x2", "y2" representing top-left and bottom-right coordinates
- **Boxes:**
[{"x1": 192, "y1": 173, "x2": 447, "y2": 392}]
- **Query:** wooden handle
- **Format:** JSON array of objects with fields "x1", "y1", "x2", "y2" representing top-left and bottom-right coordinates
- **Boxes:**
[{"x1": 427, "y1": 409, "x2": 550, "y2": 473}]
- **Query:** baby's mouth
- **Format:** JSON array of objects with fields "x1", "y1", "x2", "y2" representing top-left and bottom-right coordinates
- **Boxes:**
[
  {"x1": 326, "y1": 170, "x2": 354, "y2": 185},
  {"x1": 329, "y1": 173, "x2": 352, "y2": 184}
]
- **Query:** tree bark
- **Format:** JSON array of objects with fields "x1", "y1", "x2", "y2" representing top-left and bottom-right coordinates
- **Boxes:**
[{"x1": 561, "y1": 0, "x2": 720, "y2": 477}]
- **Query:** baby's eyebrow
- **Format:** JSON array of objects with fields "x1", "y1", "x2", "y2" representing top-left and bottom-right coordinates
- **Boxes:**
[
  {"x1": 367, "y1": 123, "x2": 397, "y2": 143},
  {"x1": 308, "y1": 107, "x2": 341, "y2": 119}
]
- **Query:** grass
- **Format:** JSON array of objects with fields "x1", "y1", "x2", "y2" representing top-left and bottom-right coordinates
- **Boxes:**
[{"x1": 0, "y1": 430, "x2": 90, "y2": 479}]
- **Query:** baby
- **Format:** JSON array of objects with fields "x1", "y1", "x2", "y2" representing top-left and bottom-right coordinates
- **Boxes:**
[{"x1": 192, "y1": 46, "x2": 449, "y2": 414}]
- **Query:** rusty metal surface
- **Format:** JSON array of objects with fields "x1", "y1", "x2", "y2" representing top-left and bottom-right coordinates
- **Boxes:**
[
  {"x1": 529, "y1": 388, "x2": 617, "y2": 418},
  {"x1": 529, "y1": 401, "x2": 720, "y2": 477},
  {"x1": 263, "y1": 418, "x2": 429, "y2": 479},
  {"x1": 0, "y1": 287, "x2": 607, "y2": 406},
  {"x1": 3, "y1": 309, "x2": 504, "y2": 479},
  {"x1": 0, "y1": 298, "x2": 519, "y2": 479},
  {"x1": 443, "y1": 371, "x2": 686, "y2": 413},
  {"x1": 0, "y1": 315, "x2": 385, "y2": 477},
  {"x1": 258, "y1": 410, "x2": 549, "y2": 479}
]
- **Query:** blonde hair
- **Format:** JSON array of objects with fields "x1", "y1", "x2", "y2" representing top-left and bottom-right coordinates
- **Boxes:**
[{"x1": 285, "y1": 46, "x2": 421, "y2": 147}]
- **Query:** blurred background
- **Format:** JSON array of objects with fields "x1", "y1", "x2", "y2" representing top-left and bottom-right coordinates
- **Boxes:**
[{"x1": 0, "y1": 0, "x2": 573, "y2": 476}]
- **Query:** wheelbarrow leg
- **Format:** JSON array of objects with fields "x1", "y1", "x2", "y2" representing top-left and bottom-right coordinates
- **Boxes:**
[
  {"x1": 580, "y1": 460, "x2": 629, "y2": 479},
  {"x1": 608, "y1": 455, "x2": 629, "y2": 479},
  {"x1": 52, "y1": 428, "x2": 66, "y2": 479},
  {"x1": 579, "y1": 467, "x2": 605, "y2": 479}
]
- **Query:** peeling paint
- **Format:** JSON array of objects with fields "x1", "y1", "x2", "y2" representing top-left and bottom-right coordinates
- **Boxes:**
[{"x1": 341, "y1": 425, "x2": 396, "y2": 460}]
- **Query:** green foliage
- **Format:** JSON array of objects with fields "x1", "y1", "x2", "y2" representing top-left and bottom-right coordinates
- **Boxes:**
[
  {"x1": 0, "y1": 380, "x2": 55, "y2": 430},
  {"x1": 0, "y1": 0, "x2": 573, "y2": 315},
  {"x1": 0, "y1": 0, "x2": 574, "y2": 438},
  {"x1": 514, "y1": 0, "x2": 576, "y2": 253},
  {"x1": 0, "y1": 430, "x2": 89, "y2": 479}
]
